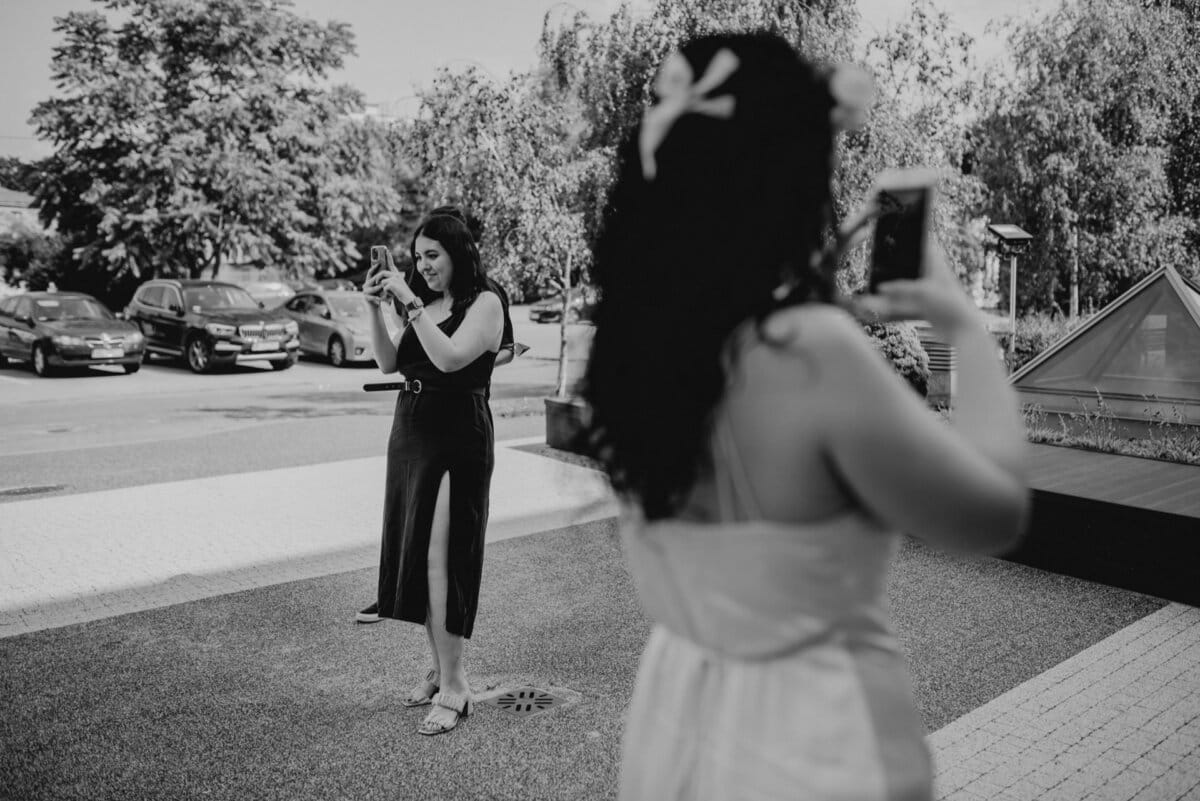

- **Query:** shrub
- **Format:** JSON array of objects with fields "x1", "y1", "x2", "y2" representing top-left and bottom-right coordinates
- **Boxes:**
[
  {"x1": 996, "y1": 311, "x2": 1094, "y2": 373},
  {"x1": 863, "y1": 321, "x2": 930, "y2": 397},
  {"x1": 1023, "y1": 392, "x2": 1200, "y2": 466}
]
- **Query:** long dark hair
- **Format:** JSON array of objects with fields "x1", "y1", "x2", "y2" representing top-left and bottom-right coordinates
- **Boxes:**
[
  {"x1": 407, "y1": 212, "x2": 488, "y2": 314},
  {"x1": 580, "y1": 32, "x2": 838, "y2": 520}
]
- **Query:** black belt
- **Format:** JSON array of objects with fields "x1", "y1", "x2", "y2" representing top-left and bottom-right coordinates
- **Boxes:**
[{"x1": 362, "y1": 379, "x2": 486, "y2": 396}]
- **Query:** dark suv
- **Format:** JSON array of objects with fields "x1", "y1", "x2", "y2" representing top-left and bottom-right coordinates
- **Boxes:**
[{"x1": 125, "y1": 279, "x2": 299, "y2": 373}]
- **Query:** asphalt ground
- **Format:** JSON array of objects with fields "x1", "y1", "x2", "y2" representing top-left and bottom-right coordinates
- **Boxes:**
[{"x1": 0, "y1": 514, "x2": 1164, "y2": 801}]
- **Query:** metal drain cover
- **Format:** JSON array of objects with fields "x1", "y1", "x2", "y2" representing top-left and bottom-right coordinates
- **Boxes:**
[{"x1": 482, "y1": 687, "x2": 568, "y2": 717}]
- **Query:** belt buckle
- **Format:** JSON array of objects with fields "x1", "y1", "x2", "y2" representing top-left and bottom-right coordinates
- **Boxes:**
[{"x1": 410, "y1": 379, "x2": 422, "y2": 394}]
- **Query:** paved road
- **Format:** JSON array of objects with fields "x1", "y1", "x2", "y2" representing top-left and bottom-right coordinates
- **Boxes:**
[{"x1": 0, "y1": 308, "x2": 588, "y2": 497}]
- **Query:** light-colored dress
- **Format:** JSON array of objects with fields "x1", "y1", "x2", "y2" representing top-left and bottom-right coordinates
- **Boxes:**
[{"x1": 618, "y1": 415, "x2": 933, "y2": 801}]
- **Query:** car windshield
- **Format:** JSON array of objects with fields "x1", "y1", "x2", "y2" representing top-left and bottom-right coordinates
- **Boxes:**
[
  {"x1": 328, "y1": 296, "x2": 368, "y2": 318},
  {"x1": 183, "y1": 286, "x2": 258, "y2": 310},
  {"x1": 33, "y1": 297, "x2": 112, "y2": 321}
]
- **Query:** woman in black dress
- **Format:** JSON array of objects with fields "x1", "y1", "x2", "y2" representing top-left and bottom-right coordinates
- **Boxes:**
[{"x1": 364, "y1": 212, "x2": 504, "y2": 736}]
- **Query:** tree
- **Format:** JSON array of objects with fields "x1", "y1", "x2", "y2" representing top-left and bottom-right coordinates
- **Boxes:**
[
  {"x1": 0, "y1": 157, "x2": 41, "y2": 194},
  {"x1": 970, "y1": 0, "x2": 1200, "y2": 317},
  {"x1": 29, "y1": 0, "x2": 401, "y2": 298},
  {"x1": 405, "y1": 66, "x2": 609, "y2": 397}
]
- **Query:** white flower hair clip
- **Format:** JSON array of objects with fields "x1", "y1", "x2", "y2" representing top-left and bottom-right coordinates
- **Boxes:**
[
  {"x1": 638, "y1": 48, "x2": 740, "y2": 181},
  {"x1": 827, "y1": 64, "x2": 874, "y2": 132}
]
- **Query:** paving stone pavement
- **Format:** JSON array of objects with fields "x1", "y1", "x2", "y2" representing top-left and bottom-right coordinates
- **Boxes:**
[{"x1": 930, "y1": 602, "x2": 1200, "y2": 800}]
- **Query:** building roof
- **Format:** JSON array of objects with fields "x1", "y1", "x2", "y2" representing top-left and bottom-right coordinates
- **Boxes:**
[
  {"x1": 0, "y1": 186, "x2": 35, "y2": 209},
  {"x1": 1011, "y1": 265, "x2": 1200, "y2": 405}
]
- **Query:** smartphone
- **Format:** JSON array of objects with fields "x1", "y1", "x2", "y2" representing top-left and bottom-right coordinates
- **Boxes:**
[
  {"x1": 368, "y1": 246, "x2": 388, "y2": 276},
  {"x1": 867, "y1": 168, "x2": 937, "y2": 292}
]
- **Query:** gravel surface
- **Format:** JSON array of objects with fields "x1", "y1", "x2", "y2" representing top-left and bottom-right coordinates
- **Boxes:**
[{"x1": 0, "y1": 520, "x2": 1165, "y2": 800}]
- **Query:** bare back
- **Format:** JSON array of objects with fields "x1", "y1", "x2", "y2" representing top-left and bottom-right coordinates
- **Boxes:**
[{"x1": 680, "y1": 306, "x2": 857, "y2": 524}]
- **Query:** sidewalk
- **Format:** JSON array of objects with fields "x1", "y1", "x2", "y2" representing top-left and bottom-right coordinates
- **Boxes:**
[
  {"x1": 2, "y1": 439, "x2": 1199, "y2": 800},
  {"x1": 0, "y1": 436, "x2": 616, "y2": 637}
]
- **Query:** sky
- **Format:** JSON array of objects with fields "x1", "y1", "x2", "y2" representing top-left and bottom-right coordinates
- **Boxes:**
[{"x1": 0, "y1": 0, "x2": 1059, "y2": 162}]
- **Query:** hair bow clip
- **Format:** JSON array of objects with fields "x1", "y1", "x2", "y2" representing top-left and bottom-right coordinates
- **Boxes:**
[{"x1": 639, "y1": 48, "x2": 740, "y2": 181}]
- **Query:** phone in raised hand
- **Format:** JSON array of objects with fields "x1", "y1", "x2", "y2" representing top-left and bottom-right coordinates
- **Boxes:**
[{"x1": 867, "y1": 168, "x2": 937, "y2": 293}]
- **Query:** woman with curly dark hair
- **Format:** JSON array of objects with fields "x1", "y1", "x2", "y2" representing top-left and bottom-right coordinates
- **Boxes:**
[
  {"x1": 363, "y1": 211, "x2": 504, "y2": 736},
  {"x1": 581, "y1": 32, "x2": 1029, "y2": 799}
]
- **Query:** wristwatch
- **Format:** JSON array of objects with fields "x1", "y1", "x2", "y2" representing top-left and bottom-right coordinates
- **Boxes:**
[{"x1": 404, "y1": 296, "x2": 424, "y2": 319}]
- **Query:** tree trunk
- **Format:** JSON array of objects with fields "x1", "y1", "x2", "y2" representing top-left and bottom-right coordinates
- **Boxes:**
[
  {"x1": 555, "y1": 252, "x2": 572, "y2": 398},
  {"x1": 1070, "y1": 222, "x2": 1079, "y2": 319}
]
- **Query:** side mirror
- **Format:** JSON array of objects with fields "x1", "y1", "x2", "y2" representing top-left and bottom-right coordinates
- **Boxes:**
[
  {"x1": 322, "y1": 310, "x2": 332, "y2": 320},
  {"x1": 258, "y1": 301, "x2": 266, "y2": 309},
  {"x1": 168, "y1": 303, "x2": 184, "y2": 316},
  {"x1": 16, "y1": 315, "x2": 33, "y2": 326}
]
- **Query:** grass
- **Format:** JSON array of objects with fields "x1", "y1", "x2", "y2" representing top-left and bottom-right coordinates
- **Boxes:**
[{"x1": 1023, "y1": 392, "x2": 1200, "y2": 466}]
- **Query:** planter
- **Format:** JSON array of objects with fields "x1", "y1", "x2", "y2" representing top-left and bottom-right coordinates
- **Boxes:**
[{"x1": 545, "y1": 396, "x2": 591, "y2": 454}]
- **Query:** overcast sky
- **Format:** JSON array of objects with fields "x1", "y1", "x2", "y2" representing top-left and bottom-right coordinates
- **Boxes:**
[{"x1": 0, "y1": 0, "x2": 1058, "y2": 161}]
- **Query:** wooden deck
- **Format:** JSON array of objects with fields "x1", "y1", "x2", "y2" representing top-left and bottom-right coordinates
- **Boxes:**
[
  {"x1": 1006, "y1": 444, "x2": 1200, "y2": 605},
  {"x1": 1027, "y1": 443, "x2": 1200, "y2": 517}
]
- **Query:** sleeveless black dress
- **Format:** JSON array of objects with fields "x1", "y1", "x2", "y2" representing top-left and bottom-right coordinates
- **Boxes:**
[{"x1": 375, "y1": 302, "x2": 499, "y2": 638}]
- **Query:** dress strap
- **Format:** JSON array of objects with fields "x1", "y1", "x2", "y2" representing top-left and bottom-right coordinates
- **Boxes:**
[{"x1": 713, "y1": 411, "x2": 765, "y2": 522}]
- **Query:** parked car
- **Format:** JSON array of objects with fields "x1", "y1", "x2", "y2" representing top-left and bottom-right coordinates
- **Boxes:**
[
  {"x1": 0, "y1": 291, "x2": 145, "y2": 376},
  {"x1": 125, "y1": 279, "x2": 299, "y2": 373},
  {"x1": 281, "y1": 290, "x2": 376, "y2": 366},
  {"x1": 528, "y1": 287, "x2": 599, "y2": 324},
  {"x1": 315, "y1": 278, "x2": 359, "y2": 291},
  {"x1": 239, "y1": 280, "x2": 295, "y2": 309}
]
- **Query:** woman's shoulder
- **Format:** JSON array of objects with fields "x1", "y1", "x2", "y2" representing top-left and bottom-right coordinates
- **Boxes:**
[
  {"x1": 463, "y1": 289, "x2": 502, "y2": 314},
  {"x1": 759, "y1": 302, "x2": 870, "y2": 357}
]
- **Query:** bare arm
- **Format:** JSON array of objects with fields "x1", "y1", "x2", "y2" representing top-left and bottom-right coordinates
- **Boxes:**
[
  {"x1": 363, "y1": 276, "x2": 404, "y2": 374},
  {"x1": 808, "y1": 307, "x2": 1028, "y2": 553}
]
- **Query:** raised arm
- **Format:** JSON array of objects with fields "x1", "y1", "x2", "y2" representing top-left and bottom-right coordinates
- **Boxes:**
[
  {"x1": 363, "y1": 277, "x2": 404, "y2": 374},
  {"x1": 406, "y1": 291, "x2": 503, "y2": 373},
  {"x1": 808, "y1": 306, "x2": 1028, "y2": 554}
]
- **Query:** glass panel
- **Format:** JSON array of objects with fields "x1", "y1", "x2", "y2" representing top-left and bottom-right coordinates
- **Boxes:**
[
  {"x1": 1016, "y1": 277, "x2": 1200, "y2": 400},
  {"x1": 327, "y1": 295, "x2": 368, "y2": 318},
  {"x1": 183, "y1": 285, "x2": 257, "y2": 309}
]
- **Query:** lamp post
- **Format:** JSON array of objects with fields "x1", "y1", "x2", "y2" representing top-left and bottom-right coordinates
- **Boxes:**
[{"x1": 986, "y1": 223, "x2": 1034, "y2": 363}]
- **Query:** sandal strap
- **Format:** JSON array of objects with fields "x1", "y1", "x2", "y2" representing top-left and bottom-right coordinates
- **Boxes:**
[{"x1": 431, "y1": 691, "x2": 470, "y2": 714}]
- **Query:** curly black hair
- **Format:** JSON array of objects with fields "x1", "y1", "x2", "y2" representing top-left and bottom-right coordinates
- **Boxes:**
[{"x1": 579, "y1": 31, "x2": 838, "y2": 520}]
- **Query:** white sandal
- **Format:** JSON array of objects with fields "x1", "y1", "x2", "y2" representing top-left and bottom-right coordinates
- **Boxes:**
[
  {"x1": 417, "y1": 690, "x2": 472, "y2": 735},
  {"x1": 401, "y1": 669, "x2": 439, "y2": 708}
]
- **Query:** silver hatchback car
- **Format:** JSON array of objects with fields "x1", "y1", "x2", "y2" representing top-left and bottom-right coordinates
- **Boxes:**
[{"x1": 281, "y1": 290, "x2": 376, "y2": 366}]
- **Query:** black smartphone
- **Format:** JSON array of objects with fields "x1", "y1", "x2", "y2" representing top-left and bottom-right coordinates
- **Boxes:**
[{"x1": 867, "y1": 168, "x2": 937, "y2": 292}]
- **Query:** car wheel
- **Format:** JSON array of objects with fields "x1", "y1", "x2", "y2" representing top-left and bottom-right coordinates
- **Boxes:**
[
  {"x1": 327, "y1": 336, "x2": 346, "y2": 367},
  {"x1": 271, "y1": 353, "x2": 298, "y2": 371},
  {"x1": 32, "y1": 344, "x2": 55, "y2": 377},
  {"x1": 186, "y1": 336, "x2": 213, "y2": 373},
  {"x1": 123, "y1": 361, "x2": 142, "y2": 374}
]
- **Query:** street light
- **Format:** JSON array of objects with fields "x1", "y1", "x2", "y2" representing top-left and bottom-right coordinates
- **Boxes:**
[{"x1": 987, "y1": 223, "x2": 1033, "y2": 362}]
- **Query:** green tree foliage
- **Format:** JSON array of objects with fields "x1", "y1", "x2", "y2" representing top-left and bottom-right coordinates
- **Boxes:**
[
  {"x1": 405, "y1": 65, "x2": 610, "y2": 395},
  {"x1": 0, "y1": 157, "x2": 42, "y2": 194},
  {"x1": 538, "y1": 0, "x2": 857, "y2": 153},
  {"x1": 970, "y1": 0, "x2": 1200, "y2": 316},
  {"x1": 29, "y1": 0, "x2": 401, "y2": 295},
  {"x1": 0, "y1": 230, "x2": 65, "y2": 290},
  {"x1": 837, "y1": 0, "x2": 986, "y2": 291}
]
